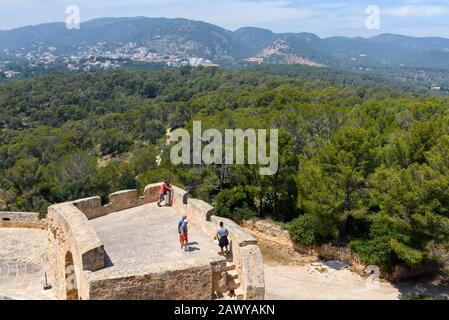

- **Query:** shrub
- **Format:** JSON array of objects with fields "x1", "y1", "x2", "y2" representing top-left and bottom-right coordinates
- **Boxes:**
[
  {"x1": 389, "y1": 239, "x2": 424, "y2": 267},
  {"x1": 288, "y1": 214, "x2": 318, "y2": 246},
  {"x1": 350, "y1": 237, "x2": 399, "y2": 271},
  {"x1": 215, "y1": 187, "x2": 256, "y2": 220}
]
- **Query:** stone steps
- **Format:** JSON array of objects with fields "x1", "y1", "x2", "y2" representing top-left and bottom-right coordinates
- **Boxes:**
[
  {"x1": 225, "y1": 261, "x2": 236, "y2": 271},
  {"x1": 213, "y1": 256, "x2": 243, "y2": 300},
  {"x1": 213, "y1": 288, "x2": 244, "y2": 300},
  {"x1": 227, "y1": 269, "x2": 239, "y2": 280},
  {"x1": 213, "y1": 291, "x2": 225, "y2": 300},
  {"x1": 234, "y1": 288, "x2": 244, "y2": 300},
  {"x1": 226, "y1": 278, "x2": 241, "y2": 291}
]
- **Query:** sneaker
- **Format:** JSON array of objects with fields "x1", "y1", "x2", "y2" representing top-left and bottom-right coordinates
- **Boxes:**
[{"x1": 157, "y1": 202, "x2": 161, "y2": 207}]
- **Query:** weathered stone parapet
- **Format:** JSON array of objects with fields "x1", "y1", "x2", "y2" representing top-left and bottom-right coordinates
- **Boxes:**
[
  {"x1": 171, "y1": 186, "x2": 189, "y2": 212},
  {"x1": 210, "y1": 216, "x2": 258, "y2": 247},
  {"x1": 144, "y1": 183, "x2": 163, "y2": 202},
  {"x1": 47, "y1": 202, "x2": 105, "y2": 300},
  {"x1": 189, "y1": 198, "x2": 214, "y2": 222},
  {"x1": 72, "y1": 197, "x2": 103, "y2": 219},
  {"x1": 73, "y1": 189, "x2": 147, "y2": 220},
  {"x1": 238, "y1": 244, "x2": 265, "y2": 300},
  {"x1": 0, "y1": 211, "x2": 47, "y2": 229},
  {"x1": 108, "y1": 190, "x2": 146, "y2": 211},
  {"x1": 84, "y1": 257, "x2": 225, "y2": 300}
]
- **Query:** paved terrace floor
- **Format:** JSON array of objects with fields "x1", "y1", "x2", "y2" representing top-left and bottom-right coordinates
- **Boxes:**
[
  {"x1": 0, "y1": 228, "x2": 55, "y2": 300},
  {"x1": 89, "y1": 203, "x2": 220, "y2": 270}
]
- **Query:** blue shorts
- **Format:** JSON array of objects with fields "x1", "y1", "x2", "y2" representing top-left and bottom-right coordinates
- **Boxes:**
[{"x1": 159, "y1": 193, "x2": 166, "y2": 201}]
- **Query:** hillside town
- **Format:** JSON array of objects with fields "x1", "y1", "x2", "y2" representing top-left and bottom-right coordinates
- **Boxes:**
[{"x1": 0, "y1": 41, "x2": 219, "y2": 77}]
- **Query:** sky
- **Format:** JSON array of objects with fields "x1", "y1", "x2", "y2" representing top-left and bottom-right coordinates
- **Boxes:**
[{"x1": 1, "y1": 0, "x2": 449, "y2": 38}]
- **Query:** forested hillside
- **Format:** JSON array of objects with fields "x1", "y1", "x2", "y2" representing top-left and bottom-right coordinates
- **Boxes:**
[
  {"x1": 2, "y1": 17, "x2": 449, "y2": 70},
  {"x1": 1, "y1": 66, "x2": 448, "y2": 272}
]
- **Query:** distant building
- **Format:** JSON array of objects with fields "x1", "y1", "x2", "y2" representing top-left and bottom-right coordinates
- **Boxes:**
[
  {"x1": 188, "y1": 57, "x2": 219, "y2": 67},
  {"x1": 67, "y1": 64, "x2": 79, "y2": 71},
  {"x1": 4, "y1": 70, "x2": 20, "y2": 78},
  {"x1": 189, "y1": 57, "x2": 204, "y2": 67}
]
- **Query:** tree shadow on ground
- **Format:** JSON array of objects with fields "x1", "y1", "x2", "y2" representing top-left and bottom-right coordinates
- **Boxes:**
[{"x1": 392, "y1": 273, "x2": 449, "y2": 299}]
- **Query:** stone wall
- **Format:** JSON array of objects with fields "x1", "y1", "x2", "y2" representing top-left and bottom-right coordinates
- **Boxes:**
[
  {"x1": 73, "y1": 189, "x2": 152, "y2": 220},
  {"x1": 84, "y1": 258, "x2": 223, "y2": 300},
  {"x1": 170, "y1": 186, "x2": 265, "y2": 300},
  {"x1": 73, "y1": 184, "x2": 166, "y2": 221},
  {"x1": 47, "y1": 202, "x2": 106, "y2": 300},
  {"x1": 0, "y1": 211, "x2": 46, "y2": 229}
]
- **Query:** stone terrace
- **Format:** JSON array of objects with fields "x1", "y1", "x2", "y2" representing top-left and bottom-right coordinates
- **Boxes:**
[
  {"x1": 46, "y1": 184, "x2": 265, "y2": 300},
  {"x1": 89, "y1": 203, "x2": 220, "y2": 270}
]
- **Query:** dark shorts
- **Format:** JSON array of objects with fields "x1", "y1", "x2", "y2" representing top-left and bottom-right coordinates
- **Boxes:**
[
  {"x1": 159, "y1": 192, "x2": 166, "y2": 201},
  {"x1": 219, "y1": 236, "x2": 229, "y2": 248}
]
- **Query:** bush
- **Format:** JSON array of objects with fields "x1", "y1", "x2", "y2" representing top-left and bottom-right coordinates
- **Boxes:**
[
  {"x1": 345, "y1": 213, "x2": 371, "y2": 241},
  {"x1": 215, "y1": 187, "x2": 256, "y2": 221},
  {"x1": 389, "y1": 239, "x2": 424, "y2": 267},
  {"x1": 350, "y1": 237, "x2": 399, "y2": 271},
  {"x1": 98, "y1": 129, "x2": 133, "y2": 155},
  {"x1": 118, "y1": 168, "x2": 137, "y2": 190},
  {"x1": 233, "y1": 206, "x2": 258, "y2": 221},
  {"x1": 288, "y1": 214, "x2": 318, "y2": 246},
  {"x1": 349, "y1": 213, "x2": 426, "y2": 271}
]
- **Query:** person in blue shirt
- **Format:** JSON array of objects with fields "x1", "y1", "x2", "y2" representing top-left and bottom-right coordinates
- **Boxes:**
[
  {"x1": 178, "y1": 215, "x2": 189, "y2": 251},
  {"x1": 217, "y1": 221, "x2": 230, "y2": 255}
]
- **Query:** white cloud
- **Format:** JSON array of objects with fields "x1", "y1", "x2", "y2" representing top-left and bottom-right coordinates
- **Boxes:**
[{"x1": 384, "y1": 5, "x2": 449, "y2": 18}]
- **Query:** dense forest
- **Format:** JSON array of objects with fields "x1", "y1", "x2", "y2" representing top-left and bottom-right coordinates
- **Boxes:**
[{"x1": 1, "y1": 65, "x2": 449, "y2": 273}]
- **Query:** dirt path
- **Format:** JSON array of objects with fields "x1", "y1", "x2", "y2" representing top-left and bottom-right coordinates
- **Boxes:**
[
  {"x1": 264, "y1": 262, "x2": 400, "y2": 300},
  {"x1": 243, "y1": 221, "x2": 449, "y2": 300},
  {"x1": 257, "y1": 237, "x2": 401, "y2": 300}
]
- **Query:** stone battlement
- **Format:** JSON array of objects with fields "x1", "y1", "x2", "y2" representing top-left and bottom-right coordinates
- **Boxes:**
[
  {"x1": 0, "y1": 211, "x2": 47, "y2": 229},
  {"x1": 46, "y1": 183, "x2": 265, "y2": 300}
]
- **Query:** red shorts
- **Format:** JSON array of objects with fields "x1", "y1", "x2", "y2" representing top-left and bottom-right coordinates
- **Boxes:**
[{"x1": 180, "y1": 234, "x2": 188, "y2": 243}]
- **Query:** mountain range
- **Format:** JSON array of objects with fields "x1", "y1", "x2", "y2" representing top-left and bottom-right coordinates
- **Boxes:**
[{"x1": 1, "y1": 17, "x2": 449, "y2": 70}]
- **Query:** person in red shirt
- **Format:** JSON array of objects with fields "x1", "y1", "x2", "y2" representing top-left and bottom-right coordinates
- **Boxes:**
[{"x1": 157, "y1": 180, "x2": 173, "y2": 207}]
